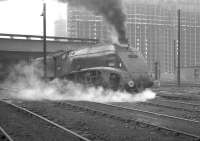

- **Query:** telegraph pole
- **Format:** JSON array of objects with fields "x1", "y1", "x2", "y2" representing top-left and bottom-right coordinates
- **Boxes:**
[
  {"x1": 177, "y1": 9, "x2": 181, "y2": 87},
  {"x1": 174, "y1": 40, "x2": 176, "y2": 73},
  {"x1": 155, "y1": 62, "x2": 159, "y2": 80},
  {"x1": 42, "y1": 2, "x2": 47, "y2": 79}
]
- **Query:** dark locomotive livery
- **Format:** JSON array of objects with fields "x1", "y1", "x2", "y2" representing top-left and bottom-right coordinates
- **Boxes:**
[{"x1": 34, "y1": 44, "x2": 154, "y2": 93}]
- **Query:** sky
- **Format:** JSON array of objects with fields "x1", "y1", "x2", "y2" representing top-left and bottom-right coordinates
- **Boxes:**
[{"x1": 0, "y1": 0, "x2": 67, "y2": 36}]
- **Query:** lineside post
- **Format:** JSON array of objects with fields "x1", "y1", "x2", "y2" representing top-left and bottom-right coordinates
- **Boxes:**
[
  {"x1": 177, "y1": 9, "x2": 181, "y2": 87},
  {"x1": 42, "y1": 2, "x2": 47, "y2": 79}
]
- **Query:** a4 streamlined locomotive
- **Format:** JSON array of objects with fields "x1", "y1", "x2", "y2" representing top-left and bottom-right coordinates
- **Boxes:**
[{"x1": 34, "y1": 43, "x2": 154, "y2": 93}]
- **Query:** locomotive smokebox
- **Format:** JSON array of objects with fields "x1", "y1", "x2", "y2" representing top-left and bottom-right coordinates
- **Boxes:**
[
  {"x1": 119, "y1": 38, "x2": 128, "y2": 44},
  {"x1": 117, "y1": 38, "x2": 130, "y2": 48}
]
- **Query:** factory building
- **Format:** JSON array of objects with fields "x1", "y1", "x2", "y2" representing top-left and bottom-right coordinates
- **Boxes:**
[
  {"x1": 54, "y1": 19, "x2": 68, "y2": 37},
  {"x1": 67, "y1": 6, "x2": 110, "y2": 42},
  {"x1": 67, "y1": 1, "x2": 200, "y2": 77}
]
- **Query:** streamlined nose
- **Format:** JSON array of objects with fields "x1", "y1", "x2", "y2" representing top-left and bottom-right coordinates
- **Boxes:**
[{"x1": 135, "y1": 77, "x2": 154, "y2": 89}]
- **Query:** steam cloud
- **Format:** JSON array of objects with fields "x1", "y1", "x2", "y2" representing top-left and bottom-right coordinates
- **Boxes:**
[
  {"x1": 1, "y1": 63, "x2": 156, "y2": 103},
  {"x1": 59, "y1": 0, "x2": 127, "y2": 43}
]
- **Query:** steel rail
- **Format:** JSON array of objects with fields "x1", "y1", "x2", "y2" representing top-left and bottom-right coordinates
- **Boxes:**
[
  {"x1": 0, "y1": 126, "x2": 14, "y2": 141},
  {"x1": 0, "y1": 100, "x2": 91, "y2": 141}
]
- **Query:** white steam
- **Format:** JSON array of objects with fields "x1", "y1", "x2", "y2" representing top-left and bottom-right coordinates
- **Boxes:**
[
  {"x1": 2, "y1": 63, "x2": 156, "y2": 103},
  {"x1": 109, "y1": 26, "x2": 120, "y2": 45}
]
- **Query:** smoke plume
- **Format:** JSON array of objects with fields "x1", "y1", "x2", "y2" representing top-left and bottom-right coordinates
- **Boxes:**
[
  {"x1": 1, "y1": 63, "x2": 156, "y2": 103},
  {"x1": 59, "y1": 0, "x2": 127, "y2": 43}
]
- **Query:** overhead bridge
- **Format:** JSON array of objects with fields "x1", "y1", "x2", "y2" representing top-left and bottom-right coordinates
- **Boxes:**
[
  {"x1": 0, "y1": 33, "x2": 99, "y2": 52},
  {"x1": 0, "y1": 33, "x2": 99, "y2": 79}
]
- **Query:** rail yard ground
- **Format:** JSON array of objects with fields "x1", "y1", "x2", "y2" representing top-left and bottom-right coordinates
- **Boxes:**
[{"x1": 0, "y1": 85, "x2": 200, "y2": 141}]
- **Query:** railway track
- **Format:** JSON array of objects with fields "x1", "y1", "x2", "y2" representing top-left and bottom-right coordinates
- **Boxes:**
[
  {"x1": 114, "y1": 100, "x2": 200, "y2": 122},
  {"x1": 159, "y1": 82, "x2": 200, "y2": 88},
  {"x1": 0, "y1": 126, "x2": 13, "y2": 141},
  {"x1": 154, "y1": 91, "x2": 200, "y2": 102},
  {"x1": 0, "y1": 100, "x2": 91, "y2": 141},
  {"x1": 152, "y1": 87, "x2": 200, "y2": 96},
  {"x1": 144, "y1": 99, "x2": 200, "y2": 112},
  {"x1": 56, "y1": 101, "x2": 200, "y2": 141},
  {"x1": 1, "y1": 87, "x2": 200, "y2": 140},
  {"x1": 154, "y1": 89, "x2": 200, "y2": 96}
]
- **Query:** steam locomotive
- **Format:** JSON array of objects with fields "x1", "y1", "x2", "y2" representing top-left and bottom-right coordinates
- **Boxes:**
[{"x1": 34, "y1": 43, "x2": 154, "y2": 93}]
